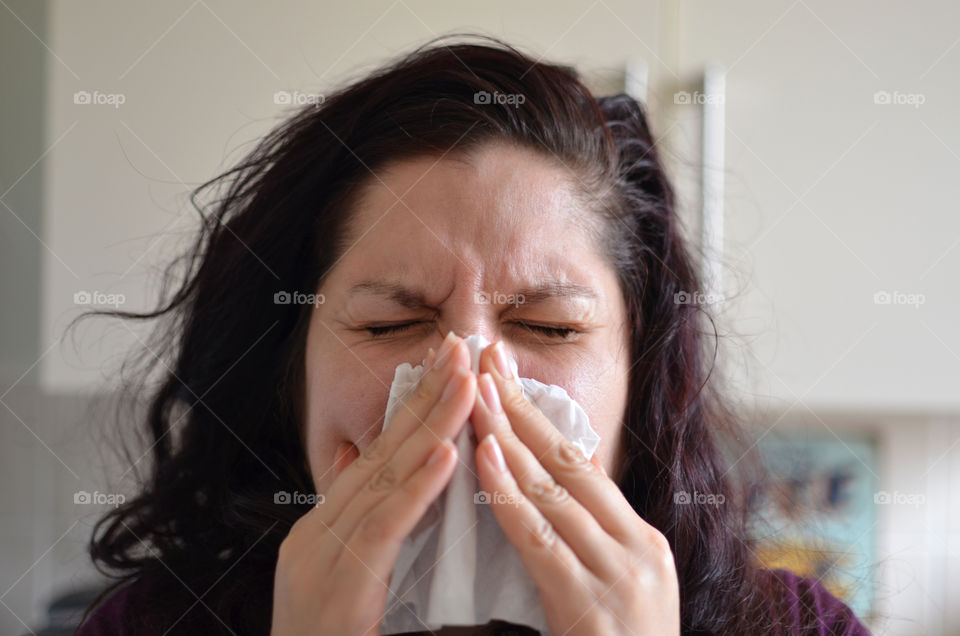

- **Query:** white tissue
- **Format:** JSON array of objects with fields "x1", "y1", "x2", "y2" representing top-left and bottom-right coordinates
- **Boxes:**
[{"x1": 379, "y1": 334, "x2": 601, "y2": 635}]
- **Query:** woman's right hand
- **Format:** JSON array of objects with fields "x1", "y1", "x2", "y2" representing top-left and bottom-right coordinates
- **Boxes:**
[{"x1": 270, "y1": 332, "x2": 476, "y2": 636}]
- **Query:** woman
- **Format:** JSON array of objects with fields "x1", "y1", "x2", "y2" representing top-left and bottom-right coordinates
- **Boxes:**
[{"x1": 76, "y1": 36, "x2": 870, "y2": 635}]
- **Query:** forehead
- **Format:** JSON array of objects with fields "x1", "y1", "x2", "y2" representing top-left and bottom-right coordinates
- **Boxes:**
[{"x1": 338, "y1": 143, "x2": 601, "y2": 280}]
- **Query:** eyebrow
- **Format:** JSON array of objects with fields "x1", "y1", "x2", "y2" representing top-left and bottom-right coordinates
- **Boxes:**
[
  {"x1": 348, "y1": 279, "x2": 598, "y2": 307},
  {"x1": 348, "y1": 280, "x2": 429, "y2": 309}
]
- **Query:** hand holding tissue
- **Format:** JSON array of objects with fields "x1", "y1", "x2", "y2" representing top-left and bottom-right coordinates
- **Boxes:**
[{"x1": 379, "y1": 334, "x2": 601, "y2": 635}]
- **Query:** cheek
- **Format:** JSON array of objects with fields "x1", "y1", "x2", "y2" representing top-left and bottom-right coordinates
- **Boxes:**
[
  {"x1": 519, "y1": 346, "x2": 628, "y2": 469},
  {"x1": 570, "y1": 369, "x2": 627, "y2": 477},
  {"x1": 303, "y1": 343, "x2": 401, "y2": 491}
]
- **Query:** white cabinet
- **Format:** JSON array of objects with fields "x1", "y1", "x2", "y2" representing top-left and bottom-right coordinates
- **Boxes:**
[{"x1": 650, "y1": 0, "x2": 960, "y2": 411}]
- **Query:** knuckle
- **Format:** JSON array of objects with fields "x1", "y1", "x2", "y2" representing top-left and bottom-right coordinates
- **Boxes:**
[
  {"x1": 496, "y1": 423, "x2": 522, "y2": 446},
  {"x1": 555, "y1": 440, "x2": 589, "y2": 471},
  {"x1": 527, "y1": 475, "x2": 569, "y2": 505},
  {"x1": 648, "y1": 528, "x2": 674, "y2": 559},
  {"x1": 354, "y1": 513, "x2": 394, "y2": 547},
  {"x1": 526, "y1": 517, "x2": 558, "y2": 549},
  {"x1": 412, "y1": 376, "x2": 433, "y2": 402},
  {"x1": 501, "y1": 386, "x2": 529, "y2": 412},
  {"x1": 653, "y1": 536, "x2": 677, "y2": 573},
  {"x1": 357, "y1": 435, "x2": 388, "y2": 468},
  {"x1": 500, "y1": 389, "x2": 548, "y2": 428},
  {"x1": 627, "y1": 530, "x2": 676, "y2": 585},
  {"x1": 367, "y1": 462, "x2": 398, "y2": 492},
  {"x1": 624, "y1": 556, "x2": 653, "y2": 587}
]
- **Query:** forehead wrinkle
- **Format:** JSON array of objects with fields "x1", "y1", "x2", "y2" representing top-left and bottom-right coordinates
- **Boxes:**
[
  {"x1": 338, "y1": 143, "x2": 610, "y2": 308},
  {"x1": 512, "y1": 281, "x2": 598, "y2": 303},
  {"x1": 348, "y1": 274, "x2": 599, "y2": 312},
  {"x1": 348, "y1": 280, "x2": 431, "y2": 309}
]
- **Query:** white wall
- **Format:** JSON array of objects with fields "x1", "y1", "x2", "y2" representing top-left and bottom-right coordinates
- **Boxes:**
[
  {"x1": 661, "y1": 0, "x2": 960, "y2": 412},
  {"x1": 39, "y1": 0, "x2": 664, "y2": 392}
]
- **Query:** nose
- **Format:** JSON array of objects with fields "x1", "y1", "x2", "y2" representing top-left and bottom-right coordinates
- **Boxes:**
[
  {"x1": 428, "y1": 326, "x2": 510, "y2": 379},
  {"x1": 428, "y1": 297, "x2": 510, "y2": 363},
  {"x1": 439, "y1": 326, "x2": 496, "y2": 343},
  {"x1": 430, "y1": 327, "x2": 498, "y2": 361},
  {"x1": 433, "y1": 291, "x2": 500, "y2": 345}
]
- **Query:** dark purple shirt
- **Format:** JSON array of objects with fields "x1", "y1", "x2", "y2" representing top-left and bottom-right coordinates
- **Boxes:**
[
  {"x1": 76, "y1": 568, "x2": 871, "y2": 635},
  {"x1": 766, "y1": 569, "x2": 871, "y2": 635}
]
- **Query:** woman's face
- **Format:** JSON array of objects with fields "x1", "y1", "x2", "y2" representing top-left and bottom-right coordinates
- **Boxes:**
[{"x1": 303, "y1": 141, "x2": 630, "y2": 494}]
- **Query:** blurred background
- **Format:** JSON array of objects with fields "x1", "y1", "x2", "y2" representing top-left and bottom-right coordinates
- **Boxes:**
[{"x1": 2, "y1": 1, "x2": 958, "y2": 634}]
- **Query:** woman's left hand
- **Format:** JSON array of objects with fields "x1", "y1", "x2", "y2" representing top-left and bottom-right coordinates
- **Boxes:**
[{"x1": 469, "y1": 342, "x2": 681, "y2": 636}]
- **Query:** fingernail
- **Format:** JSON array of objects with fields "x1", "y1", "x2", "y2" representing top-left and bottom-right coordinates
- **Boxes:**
[
  {"x1": 436, "y1": 331, "x2": 458, "y2": 370},
  {"x1": 421, "y1": 347, "x2": 436, "y2": 372},
  {"x1": 440, "y1": 366, "x2": 468, "y2": 403},
  {"x1": 478, "y1": 373, "x2": 502, "y2": 414},
  {"x1": 427, "y1": 439, "x2": 454, "y2": 467},
  {"x1": 483, "y1": 433, "x2": 506, "y2": 472},
  {"x1": 491, "y1": 341, "x2": 513, "y2": 380}
]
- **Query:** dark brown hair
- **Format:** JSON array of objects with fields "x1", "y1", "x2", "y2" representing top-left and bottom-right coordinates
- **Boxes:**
[{"x1": 82, "y1": 35, "x2": 781, "y2": 634}]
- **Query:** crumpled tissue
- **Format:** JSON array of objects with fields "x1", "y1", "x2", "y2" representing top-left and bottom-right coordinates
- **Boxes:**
[{"x1": 378, "y1": 333, "x2": 601, "y2": 635}]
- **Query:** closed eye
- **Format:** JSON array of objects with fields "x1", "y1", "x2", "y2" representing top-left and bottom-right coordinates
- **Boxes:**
[
  {"x1": 512, "y1": 322, "x2": 578, "y2": 339},
  {"x1": 364, "y1": 322, "x2": 578, "y2": 339},
  {"x1": 364, "y1": 322, "x2": 423, "y2": 337}
]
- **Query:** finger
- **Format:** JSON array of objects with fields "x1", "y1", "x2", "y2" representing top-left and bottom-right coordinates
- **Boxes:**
[
  {"x1": 471, "y1": 372, "x2": 622, "y2": 579},
  {"x1": 317, "y1": 332, "x2": 469, "y2": 524},
  {"x1": 333, "y1": 442, "x2": 360, "y2": 479},
  {"x1": 479, "y1": 341, "x2": 637, "y2": 543},
  {"x1": 329, "y1": 364, "x2": 476, "y2": 541},
  {"x1": 333, "y1": 438, "x2": 459, "y2": 590},
  {"x1": 474, "y1": 432, "x2": 599, "y2": 619},
  {"x1": 588, "y1": 452, "x2": 607, "y2": 478}
]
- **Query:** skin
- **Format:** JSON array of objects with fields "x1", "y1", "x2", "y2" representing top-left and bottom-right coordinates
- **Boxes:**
[
  {"x1": 303, "y1": 141, "x2": 630, "y2": 490},
  {"x1": 271, "y1": 141, "x2": 680, "y2": 635}
]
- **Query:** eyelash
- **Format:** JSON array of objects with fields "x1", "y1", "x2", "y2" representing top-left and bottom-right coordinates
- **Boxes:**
[{"x1": 364, "y1": 322, "x2": 578, "y2": 339}]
